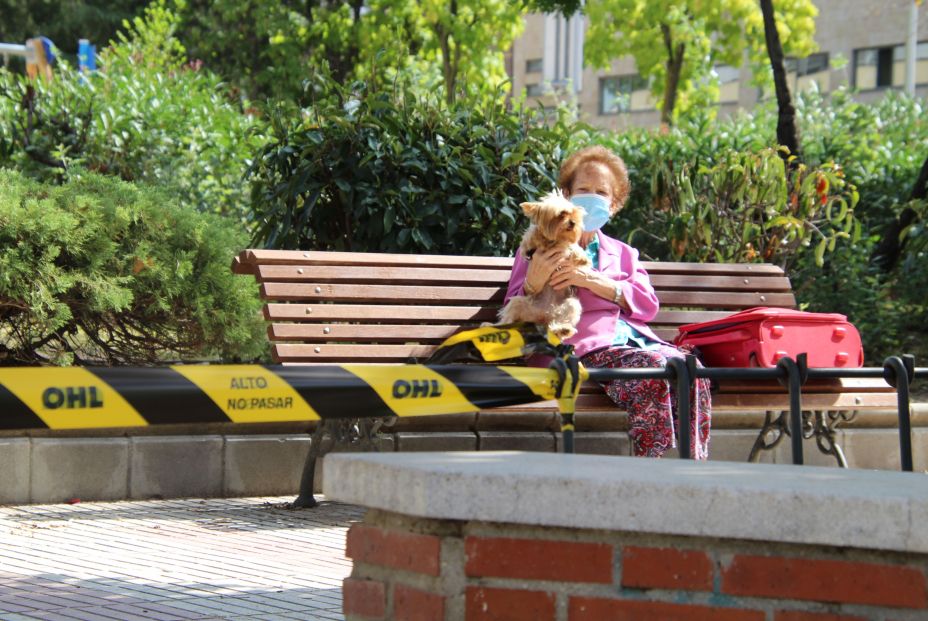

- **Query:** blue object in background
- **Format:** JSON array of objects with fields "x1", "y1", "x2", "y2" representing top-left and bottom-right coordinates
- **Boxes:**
[
  {"x1": 39, "y1": 36, "x2": 56, "y2": 64},
  {"x1": 78, "y1": 39, "x2": 96, "y2": 72}
]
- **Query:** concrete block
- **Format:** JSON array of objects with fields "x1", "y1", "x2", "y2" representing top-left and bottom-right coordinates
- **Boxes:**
[
  {"x1": 223, "y1": 435, "x2": 310, "y2": 497},
  {"x1": 771, "y1": 432, "x2": 845, "y2": 468},
  {"x1": 313, "y1": 435, "x2": 395, "y2": 494},
  {"x1": 130, "y1": 436, "x2": 223, "y2": 500},
  {"x1": 477, "y1": 431, "x2": 555, "y2": 452},
  {"x1": 31, "y1": 438, "x2": 128, "y2": 503},
  {"x1": 394, "y1": 432, "x2": 477, "y2": 452},
  {"x1": 476, "y1": 411, "x2": 559, "y2": 431},
  {"x1": 324, "y1": 451, "x2": 928, "y2": 555},
  {"x1": 915, "y1": 429, "x2": 928, "y2": 473},
  {"x1": 388, "y1": 413, "x2": 475, "y2": 432},
  {"x1": 840, "y1": 429, "x2": 906, "y2": 471},
  {"x1": 0, "y1": 438, "x2": 30, "y2": 504},
  {"x1": 571, "y1": 432, "x2": 629, "y2": 456},
  {"x1": 709, "y1": 430, "x2": 774, "y2": 464},
  {"x1": 574, "y1": 411, "x2": 626, "y2": 432}
]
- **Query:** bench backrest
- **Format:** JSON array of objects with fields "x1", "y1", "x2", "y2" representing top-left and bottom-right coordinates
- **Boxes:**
[{"x1": 234, "y1": 250, "x2": 795, "y2": 364}]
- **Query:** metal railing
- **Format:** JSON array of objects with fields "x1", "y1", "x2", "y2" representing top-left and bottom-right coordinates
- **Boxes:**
[{"x1": 583, "y1": 354, "x2": 926, "y2": 471}]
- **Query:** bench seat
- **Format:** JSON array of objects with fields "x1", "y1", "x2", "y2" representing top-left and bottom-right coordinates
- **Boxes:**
[{"x1": 234, "y1": 249, "x2": 897, "y2": 462}]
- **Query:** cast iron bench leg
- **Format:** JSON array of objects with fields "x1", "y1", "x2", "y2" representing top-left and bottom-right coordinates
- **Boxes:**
[{"x1": 291, "y1": 417, "x2": 392, "y2": 509}]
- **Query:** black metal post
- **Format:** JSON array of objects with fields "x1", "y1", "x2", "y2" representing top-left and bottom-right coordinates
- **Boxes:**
[
  {"x1": 561, "y1": 413, "x2": 575, "y2": 454},
  {"x1": 776, "y1": 354, "x2": 807, "y2": 465},
  {"x1": 884, "y1": 356, "x2": 914, "y2": 472},
  {"x1": 667, "y1": 357, "x2": 692, "y2": 459}
]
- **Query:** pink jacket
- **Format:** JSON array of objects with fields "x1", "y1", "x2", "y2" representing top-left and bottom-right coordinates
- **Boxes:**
[{"x1": 504, "y1": 231, "x2": 664, "y2": 357}]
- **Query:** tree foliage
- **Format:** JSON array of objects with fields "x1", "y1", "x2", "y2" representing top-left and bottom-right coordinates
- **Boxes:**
[
  {"x1": 0, "y1": 1, "x2": 263, "y2": 222},
  {"x1": 0, "y1": 169, "x2": 266, "y2": 366},
  {"x1": 358, "y1": 0, "x2": 525, "y2": 105},
  {"x1": 583, "y1": 0, "x2": 818, "y2": 124},
  {"x1": 652, "y1": 147, "x2": 858, "y2": 270},
  {"x1": 174, "y1": 0, "x2": 524, "y2": 105},
  {"x1": 0, "y1": 0, "x2": 148, "y2": 55},
  {"x1": 248, "y1": 78, "x2": 580, "y2": 254}
]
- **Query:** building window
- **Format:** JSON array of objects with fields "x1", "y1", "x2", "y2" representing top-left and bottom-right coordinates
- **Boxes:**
[
  {"x1": 854, "y1": 45, "x2": 905, "y2": 89},
  {"x1": 526, "y1": 83, "x2": 545, "y2": 97},
  {"x1": 525, "y1": 58, "x2": 543, "y2": 74},
  {"x1": 714, "y1": 65, "x2": 740, "y2": 103},
  {"x1": 784, "y1": 52, "x2": 830, "y2": 93},
  {"x1": 599, "y1": 74, "x2": 648, "y2": 114},
  {"x1": 785, "y1": 52, "x2": 829, "y2": 77}
]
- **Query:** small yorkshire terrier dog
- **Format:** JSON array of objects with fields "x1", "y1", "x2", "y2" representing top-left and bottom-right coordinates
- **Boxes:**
[{"x1": 497, "y1": 190, "x2": 591, "y2": 339}]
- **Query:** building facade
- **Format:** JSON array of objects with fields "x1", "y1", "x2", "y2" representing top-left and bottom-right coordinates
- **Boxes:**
[{"x1": 509, "y1": 0, "x2": 928, "y2": 129}]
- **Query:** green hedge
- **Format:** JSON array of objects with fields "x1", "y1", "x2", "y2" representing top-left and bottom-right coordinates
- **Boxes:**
[
  {"x1": 0, "y1": 169, "x2": 266, "y2": 365},
  {"x1": 248, "y1": 82, "x2": 579, "y2": 255},
  {"x1": 0, "y1": 3, "x2": 263, "y2": 223}
]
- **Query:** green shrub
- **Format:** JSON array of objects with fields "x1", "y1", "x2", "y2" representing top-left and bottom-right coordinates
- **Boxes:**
[
  {"x1": 0, "y1": 2, "x2": 264, "y2": 223},
  {"x1": 0, "y1": 169, "x2": 267, "y2": 365},
  {"x1": 650, "y1": 147, "x2": 858, "y2": 270},
  {"x1": 248, "y1": 80, "x2": 581, "y2": 255}
]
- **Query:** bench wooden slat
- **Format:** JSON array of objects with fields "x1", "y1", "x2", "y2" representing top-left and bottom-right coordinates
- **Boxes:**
[
  {"x1": 239, "y1": 250, "x2": 789, "y2": 277},
  {"x1": 244, "y1": 249, "x2": 514, "y2": 269},
  {"x1": 269, "y1": 323, "x2": 462, "y2": 343},
  {"x1": 255, "y1": 265, "x2": 792, "y2": 293},
  {"x1": 269, "y1": 324, "x2": 690, "y2": 345},
  {"x1": 260, "y1": 284, "x2": 793, "y2": 308},
  {"x1": 265, "y1": 303, "x2": 498, "y2": 323},
  {"x1": 261, "y1": 282, "x2": 506, "y2": 303},
  {"x1": 651, "y1": 274, "x2": 792, "y2": 291},
  {"x1": 490, "y1": 390, "x2": 898, "y2": 413},
  {"x1": 274, "y1": 343, "x2": 437, "y2": 363},
  {"x1": 658, "y1": 291, "x2": 795, "y2": 308},
  {"x1": 256, "y1": 264, "x2": 514, "y2": 285},
  {"x1": 715, "y1": 378, "x2": 893, "y2": 394},
  {"x1": 643, "y1": 262, "x2": 787, "y2": 276}
]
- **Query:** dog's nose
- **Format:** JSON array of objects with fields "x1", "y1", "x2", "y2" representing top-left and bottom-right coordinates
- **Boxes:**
[{"x1": 567, "y1": 221, "x2": 575, "y2": 229}]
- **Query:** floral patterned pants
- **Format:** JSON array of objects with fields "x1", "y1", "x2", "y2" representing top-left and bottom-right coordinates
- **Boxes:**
[{"x1": 581, "y1": 344, "x2": 711, "y2": 460}]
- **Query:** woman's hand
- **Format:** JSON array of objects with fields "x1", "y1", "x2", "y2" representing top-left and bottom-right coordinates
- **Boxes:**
[
  {"x1": 524, "y1": 247, "x2": 564, "y2": 294},
  {"x1": 548, "y1": 261, "x2": 597, "y2": 292},
  {"x1": 549, "y1": 259, "x2": 629, "y2": 310}
]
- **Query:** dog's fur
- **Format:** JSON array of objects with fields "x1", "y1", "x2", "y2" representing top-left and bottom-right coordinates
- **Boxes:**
[{"x1": 498, "y1": 190, "x2": 592, "y2": 339}]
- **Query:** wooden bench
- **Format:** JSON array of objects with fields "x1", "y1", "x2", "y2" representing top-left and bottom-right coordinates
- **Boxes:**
[{"x1": 233, "y1": 249, "x2": 897, "y2": 465}]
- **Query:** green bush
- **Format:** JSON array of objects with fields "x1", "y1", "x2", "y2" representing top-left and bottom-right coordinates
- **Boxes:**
[
  {"x1": 651, "y1": 147, "x2": 858, "y2": 270},
  {"x1": 248, "y1": 80, "x2": 580, "y2": 255},
  {"x1": 0, "y1": 169, "x2": 267, "y2": 365},
  {"x1": 0, "y1": 2, "x2": 264, "y2": 223}
]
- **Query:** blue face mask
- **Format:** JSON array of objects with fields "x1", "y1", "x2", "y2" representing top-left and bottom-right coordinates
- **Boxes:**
[{"x1": 570, "y1": 194, "x2": 612, "y2": 232}]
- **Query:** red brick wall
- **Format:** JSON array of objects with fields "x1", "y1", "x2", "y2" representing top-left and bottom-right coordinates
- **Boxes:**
[{"x1": 343, "y1": 517, "x2": 928, "y2": 621}]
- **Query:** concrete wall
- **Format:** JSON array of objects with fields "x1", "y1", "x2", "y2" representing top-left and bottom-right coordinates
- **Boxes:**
[{"x1": 2, "y1": 405, "x2": 925, "y2": 505}]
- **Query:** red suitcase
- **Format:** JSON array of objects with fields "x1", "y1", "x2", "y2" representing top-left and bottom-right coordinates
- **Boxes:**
[{"x1": 674, "y1": 307, "x2": 863, "y2": 368}]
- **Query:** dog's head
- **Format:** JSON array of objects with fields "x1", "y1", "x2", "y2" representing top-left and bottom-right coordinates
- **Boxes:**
[{"x1": 520, "y1": 190, "x2": 584, "y2": 245}]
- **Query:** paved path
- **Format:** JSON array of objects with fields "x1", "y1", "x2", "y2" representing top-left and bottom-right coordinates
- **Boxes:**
[{"x1": 0, "y1": 497, "x2": 364, "y2": 621}]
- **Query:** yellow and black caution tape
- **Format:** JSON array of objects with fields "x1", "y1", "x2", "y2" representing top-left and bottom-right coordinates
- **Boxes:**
[
  {"x1": 426, "y1": 323, "x2": 564, "y2": 364},
  {"x1": 0, "y1": 362, "x2": 588, "y2": 431},
  {"x1": 0, "y1": 324, "x2": 587, "y2": 432}
]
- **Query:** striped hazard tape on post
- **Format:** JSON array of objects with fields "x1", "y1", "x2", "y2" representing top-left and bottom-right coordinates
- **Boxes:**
[{"x1": 0, "y1": 363, "x2": 587, "y2": 431}]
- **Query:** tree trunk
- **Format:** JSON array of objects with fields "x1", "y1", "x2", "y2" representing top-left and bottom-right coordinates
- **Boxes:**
[
  {"x1": 435, "y1": 0, "x2": 459, "y2": 105},
  {"x1": 760, "y1": 0, "x2": 802, "y2": 162},
  {"x1": 872, "y1": 152, "x2": 928, "y2": 270},
  {"x1": 660, "y1": 24, "x2": 685, "y2": 127}
]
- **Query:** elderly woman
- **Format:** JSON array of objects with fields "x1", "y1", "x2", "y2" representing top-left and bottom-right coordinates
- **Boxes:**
[{"x1": 504, "y1": 145, "x2": 711, "y2": 459}]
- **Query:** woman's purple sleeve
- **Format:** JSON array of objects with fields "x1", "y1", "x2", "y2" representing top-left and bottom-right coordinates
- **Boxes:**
[{"x1": 504, "y1": 249, "x2": 530, "y2": 305}]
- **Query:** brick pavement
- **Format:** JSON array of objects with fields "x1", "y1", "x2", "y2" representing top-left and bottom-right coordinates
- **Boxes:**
[{"x1": 0, "y1": 497, "x2": 365, "y2": 621}]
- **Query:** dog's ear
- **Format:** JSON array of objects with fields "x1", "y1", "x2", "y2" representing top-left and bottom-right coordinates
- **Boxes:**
[{"x1": 521, "y1": 202, "x2": 540, "y2": 217}]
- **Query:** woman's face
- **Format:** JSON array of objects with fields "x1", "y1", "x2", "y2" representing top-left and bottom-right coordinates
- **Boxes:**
[{"x1": 567, "y1": 161, "x2": 618, "y2": 214}]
